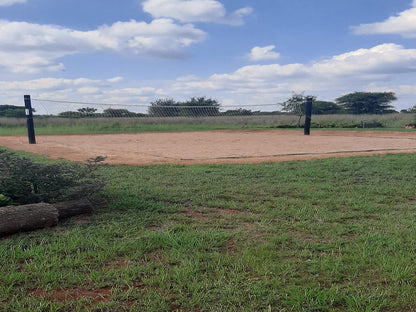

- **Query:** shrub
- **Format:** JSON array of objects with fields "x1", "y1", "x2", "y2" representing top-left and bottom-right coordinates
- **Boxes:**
[
  {"x1": 0, "y1": 148, "x2": 105, "y2": 205},
  {"x1": 0, "y1": 194, "x2": 11, "y2": 207}
]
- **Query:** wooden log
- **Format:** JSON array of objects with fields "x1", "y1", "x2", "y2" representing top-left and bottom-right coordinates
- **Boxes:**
[
  {"x1": 0, "y1": 203, "x2": 58, "y2": 237},
  {"x1": 54, "y1": 198, "x2": 92, "y2": 220}
]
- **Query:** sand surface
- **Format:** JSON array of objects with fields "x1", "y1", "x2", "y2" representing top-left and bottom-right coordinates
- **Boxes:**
[{"x1": 1, "y1": 130, "x2": 416, "y2": 165}]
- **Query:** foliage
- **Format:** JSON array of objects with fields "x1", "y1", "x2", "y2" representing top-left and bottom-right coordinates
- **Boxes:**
[
  {"x1": 102, "y1": 108, "x2": 141, "y2": 117},
  {"x1": 336, "y1": 92, "x2": 397, "y2": 114},
  {"x1": 181, "y1": 97, "x2": 220, "y2": 116},
  {"x1": 280, "y1": 93, "x2": 316, "y2": 126},
  {"x1": 77, "y1": 107, "x2": 97, "y2": 116},
  {"x1": 148, "y1": 98, "x2": 180, "y2": 117},
  {"x1": 401, "y1": 105, "x2": 416, "y2": 114},
  {"x1": 222, "y1": 108, "x2": 253, "y2": 116},
  {"x1": 0, "y1": 194, "x2": 11, "y2": 207},
  {"x1": 0, "y1": 148, "x2": 105, "y2": 205},
  {"x1": 148, "y1": 97, "x2": 220, "y2": 117},
  {"x1": 312, "y1": 101, "x2": 345, "y2": 114},
  {"x1": 0, "y1": 105, "x2": 26, "y2": 118}
]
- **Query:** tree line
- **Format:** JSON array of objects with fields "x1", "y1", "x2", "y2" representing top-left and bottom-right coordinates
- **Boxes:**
[{"x1": 1, "y1": 92, "x2": 415, "y2": 118}]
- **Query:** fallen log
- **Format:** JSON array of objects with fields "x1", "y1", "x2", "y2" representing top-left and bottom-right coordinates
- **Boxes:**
[
  {"x1": 54, "y1": 198, "x2": 92, "y2": 220},
  {"x1": 0, "y1": 199, "x2": 93, "y2": 237},
  {"x1": 0, "y1": 203, "x2": 58, "y2": 237}
]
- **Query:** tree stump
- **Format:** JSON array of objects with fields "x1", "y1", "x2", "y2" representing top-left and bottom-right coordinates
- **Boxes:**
[{"x1": 0, "y1": 203, "x2": 58, "y2": 237}]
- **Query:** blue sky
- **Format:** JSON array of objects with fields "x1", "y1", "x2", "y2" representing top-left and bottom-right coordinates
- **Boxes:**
[{"x1": 1, "y1": 0, "x2": 416, "y2": 112}]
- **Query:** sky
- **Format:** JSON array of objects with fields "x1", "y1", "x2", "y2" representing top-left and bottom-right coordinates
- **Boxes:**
[{"x1": 1, "y1": 0, "x2": 416, "y2": 113}]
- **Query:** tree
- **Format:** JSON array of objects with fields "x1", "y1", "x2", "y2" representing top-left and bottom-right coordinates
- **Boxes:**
[
  {"x1": 401, "y1": 105, "x2": 416, "y2": 113},
  {"x1": 102, "y1": 108, "x2": 137, "y2": 117},
  {"x1": 148, "y1": 97, "x2": 221, "y2": 117},
  {"x1": 335, "y1": 92, "x2": 397, "y2": 114},
  {"x1": 180, "y1": 97, "x2": 220, "y2": 117},
  {"x1": 148, "y1": 98, "x2": 180, "y2": 117},
  {"x1": 0, "y1": 105, "x2": 26, "y2": 118},
  {"x1": 77, "y1": 107, "x2": 97, "y2": 117},
  {"x1": 312, "y1": 101, "x2": 345, "y2": 115},
  {"x1": 280, "y1": 94, "x2": 316, "y2": 127}
]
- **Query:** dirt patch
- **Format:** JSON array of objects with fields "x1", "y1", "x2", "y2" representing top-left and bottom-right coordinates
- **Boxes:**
[
  {"x1": 1, "y1": 130, "x2": 416, "y2": 165},
  {"x1": 29, "y1": 287, "x2": 113, "y2": 304}
]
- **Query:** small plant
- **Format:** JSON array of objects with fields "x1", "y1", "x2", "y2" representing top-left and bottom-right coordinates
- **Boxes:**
[
  {"x1": 0, "y1": 148, "x2": 105, "y2": 205},
  {"x1": 0, "y1": 194, "x2": 11, "y2": 207}
]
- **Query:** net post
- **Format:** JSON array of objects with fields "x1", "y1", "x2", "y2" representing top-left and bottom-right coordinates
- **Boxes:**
[
  {"x1": 24, "y1": 95, "x2": 36, "y2": 144},
  {"x1": 304, "y1": 97, "x2": 313, "y2": 135}
]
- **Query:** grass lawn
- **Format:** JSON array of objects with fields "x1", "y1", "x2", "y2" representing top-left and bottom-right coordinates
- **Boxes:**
[{"x1": 1, "y1": 152, "x2": 416, "y2": 311}]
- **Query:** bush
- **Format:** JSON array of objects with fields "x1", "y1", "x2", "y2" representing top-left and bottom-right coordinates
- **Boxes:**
[
  {"x1": 0, "y1": 148, "x2": 105, "y2": 205},
  {"x1": 0, "y1": 194, "x2": 11, "y2": 207}
]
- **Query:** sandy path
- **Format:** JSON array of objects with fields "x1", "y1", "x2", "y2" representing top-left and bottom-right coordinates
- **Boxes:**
[{"x1": 1, "y1": 130, "x2": 416, "y2": 165}]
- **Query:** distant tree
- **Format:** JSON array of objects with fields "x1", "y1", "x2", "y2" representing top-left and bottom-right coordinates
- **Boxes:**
[
  {"x1": 222, "y1": 108, "x2": 252, "y2": 116},
  {"x1": 0, "y1": 105, "x2": 26, "y2": 118},
  {"x1": 312, "y1": 101, "x2": 345, "y2": 115},
  {"x1": 77, "y1": 107, "x2": 97, "y2": 117},
  {"x1": 103, "y1": 108, "x2": 137, "y2": 117},
  {"x1": 58, "y1": 111, "x2": 83, "y2": 118},
  {"x1": 335, "y1": 92, "x2": 397, "y2": 114},
  {"x1": 148, "y1": 98, "x2": 180, "y2": 117},
  {"x1": 280, "y1": 93, "x2": 316, "y2": 127},
  {"x1": 180, "y1": 97, "x2": 220, "y2": 117},
  {"x1": 401, "y1": 105, "x2": 416, "y2": 113}
]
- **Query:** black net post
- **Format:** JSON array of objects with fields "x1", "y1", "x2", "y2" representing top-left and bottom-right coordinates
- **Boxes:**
[
  {"x1": 304, "y1": 97, "x2": 313, "y2": 135},
  {"x1": 24, "y1": 95, "x2": 36, "y2": 144}
]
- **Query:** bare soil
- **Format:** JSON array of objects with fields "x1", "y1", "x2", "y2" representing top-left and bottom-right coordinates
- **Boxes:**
[{"x1": 1, "y1": 130, "x2": 416, "y2": 165}]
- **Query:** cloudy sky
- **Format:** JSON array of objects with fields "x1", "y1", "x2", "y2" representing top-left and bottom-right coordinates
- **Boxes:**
[{"x1": 1, "y1": 0, "x2": 416, "y2": 112}]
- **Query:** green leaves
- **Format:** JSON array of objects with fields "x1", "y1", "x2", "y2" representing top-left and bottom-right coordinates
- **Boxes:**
[{"x1": 0, "y1": 148, "x2": 104, "y2": 204}]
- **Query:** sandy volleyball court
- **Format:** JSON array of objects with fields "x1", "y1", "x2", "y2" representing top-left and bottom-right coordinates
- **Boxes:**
[{"x1": 1, "y1": 130, "x2": 416, "y2": 165}]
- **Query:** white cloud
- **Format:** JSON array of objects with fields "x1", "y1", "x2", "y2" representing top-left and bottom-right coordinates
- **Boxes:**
[
  {"x1": 107, "y1": 77, "x2": 124, "y2": 83},
  {"x1": 0, "y1": 0, "x2": 25, "y2": 6},
  {"x1": 168, "y1": 44, "x2": 416, "y2": 107},
  {"x1": 352, "y1": 1, "x2": 416, "y2": 38},
  {"x1": 2, "y1": 44, "x2": 416, "y2": 110},
  {"x1": 142, "y1": 0, "x2": 252, "y2": 25},
  {"x1": 0, "y1": 19, "x2": 207, "y2": 74},
  {"x1": 248, "y1": 45, "x2": 280, "y2": 62}
]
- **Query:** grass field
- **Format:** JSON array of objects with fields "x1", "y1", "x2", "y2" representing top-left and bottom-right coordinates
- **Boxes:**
[
  {"x1": 1, "y1": 151, "x2": 416, "y2": 311},
  {"x1": 1, "y1": 113, "x2": 415, "y2": 135}
]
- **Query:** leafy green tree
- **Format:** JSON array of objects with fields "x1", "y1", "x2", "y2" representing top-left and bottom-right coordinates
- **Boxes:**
[
  {"x1": 312, "y1": 101, "x2": 345, "y2": 115},
  {"x1": 335, "y1": 92, "x2": 397, "y2": 114},
  {"x1": 0, "y1": 105, "x2": 26, "y2": 118},
  {"x1": 401, "y1": 105, "x2": 416, "y2": 113},
  {"x1": 58, "y1": 111, "x2": 83, "y2": 118},
  {"x1": 102, "y1": 108, "x2": 137, "y2": 117},
  {"x1": 280, "y1": 94, "x2": 316, "y2": 127},
  {"x1": 222, "y1": 108, "x2": 252, "y2": 116},
  {"x1": 180, "y1": 97, "x2": 220, "y2": 116},
  {"x1": 78, "y1": 107, "x2": 97, "y2": 117},
  {"x1": 148, "y1": 97, "x2": 220, "y2": 117},
  {"x1": 148, "y1": 98, "x2": 180, "y2": 117},
  {"x1": 0, "y1": 148, "x2": 104, "y2": 205}
]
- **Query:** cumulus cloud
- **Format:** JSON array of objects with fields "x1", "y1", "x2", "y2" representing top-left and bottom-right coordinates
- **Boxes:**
[
  {"x1": 0, "y1": 19, "x2": 207, "y2": 74},
  {"x1": 2, "y1": 44, "x2": 416, "y2": 110},
  {"x1": 352, "y1": 1, "x2": 416, "y2": 38},
  {"x1": 168, "y1": 44, "x2": 416, "y2": 106},
  {"x1": 142, "y1": 0, "x2": 252, "y2": 25},
  {"x1": 248, "y1": 45, "x2": 280, "y2": 62},
  {"x1": 0, "y1": 0, "x2": 25, "y2": 6}
]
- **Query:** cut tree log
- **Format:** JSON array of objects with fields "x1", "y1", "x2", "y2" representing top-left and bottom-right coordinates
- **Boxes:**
[
  {"x1": 54, "y1": 198, "x2": 92, "y2": 220},
  {"x1": 0, "y1": 199, "x2": 93, "y2": 237},
  {"x1": 0, "y1": 203, "x2": 58, "y2": 237}
]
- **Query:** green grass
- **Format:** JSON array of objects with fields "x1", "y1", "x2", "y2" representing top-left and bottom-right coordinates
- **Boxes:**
[{"x1": 1, "y1": 152, "x2": 416, "y2": 311}]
